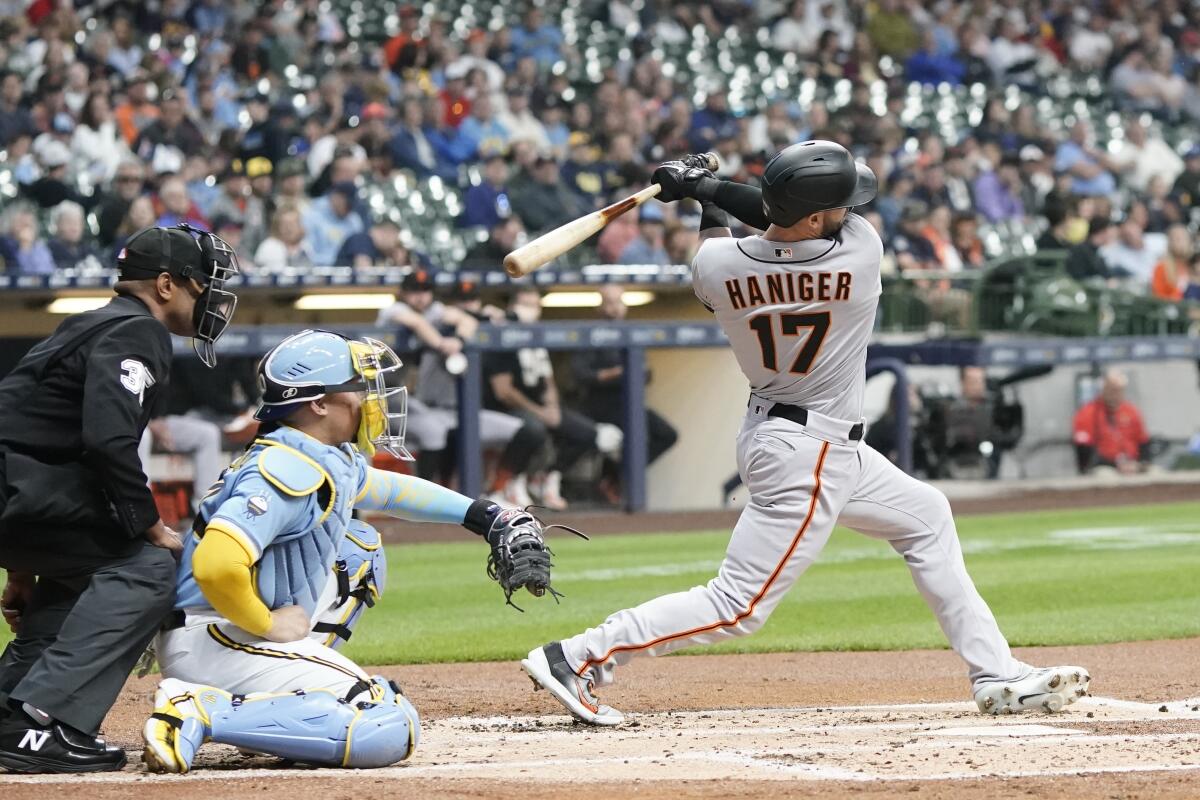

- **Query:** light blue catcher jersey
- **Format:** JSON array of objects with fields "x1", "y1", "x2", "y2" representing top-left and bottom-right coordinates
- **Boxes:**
[{"x1": 174, "y1": 425, "x2": 369, "y2": 620}]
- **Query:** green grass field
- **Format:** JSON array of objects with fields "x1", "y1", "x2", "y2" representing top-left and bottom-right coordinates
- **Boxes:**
[{"x1": 3, "y1": 502, "x2": 1199, "y2": 664}]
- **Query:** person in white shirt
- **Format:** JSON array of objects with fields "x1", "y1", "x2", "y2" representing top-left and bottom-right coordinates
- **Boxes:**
[
  {"x1": 448, "y1": 30, "x2": 505, "y2": 95},
  {"x1": 71, "y1": 92, "x2": 130, "y2": 183},
  {"x1": 1110, "y1": 120, "x2": 1184, "y2": 194},
  {"x1": 1068, "y1": 14, "x2": 1113, "y2": 70},
  {"x1": 254, "y1": 205, "x2": 316, "y2": 270},
  {"x1": 772, "y1": 0, "x2": 819, "y2": 55},
  {"x1": 496, "y1": 89, "x2": 550, "y2": 153}
]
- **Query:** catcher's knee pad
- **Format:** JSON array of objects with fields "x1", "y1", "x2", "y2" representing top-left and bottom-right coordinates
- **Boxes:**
[
  {"x1": 204, "y1": 676, "x2": 418, "y2": 768},
  {"x1": 314, "y1": 519, "x2": 388, "y2": 650}
]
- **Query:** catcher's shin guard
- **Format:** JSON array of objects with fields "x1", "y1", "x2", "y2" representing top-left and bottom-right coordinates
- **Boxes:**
[{"x1": 143, "y1": 677, "x2": 420, "y2": 771}]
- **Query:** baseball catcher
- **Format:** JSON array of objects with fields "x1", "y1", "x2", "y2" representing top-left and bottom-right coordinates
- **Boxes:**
[{"x1": 141, "y1": 329, "x2": 564, "y2": 773}]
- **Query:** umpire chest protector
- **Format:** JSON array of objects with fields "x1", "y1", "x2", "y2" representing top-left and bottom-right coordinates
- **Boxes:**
[{"x1": 194, "y1": 426, "x2": 364, "y2": 617}]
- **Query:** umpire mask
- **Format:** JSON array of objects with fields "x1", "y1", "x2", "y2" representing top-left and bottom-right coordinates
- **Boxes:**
[{"x1": 117, "y1": 223, "x2": 240, "y2": 367}]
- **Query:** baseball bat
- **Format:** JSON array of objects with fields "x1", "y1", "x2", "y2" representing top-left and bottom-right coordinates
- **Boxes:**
[{"x1": 502, "y1": 152, "x2": 719, "y2": 278}]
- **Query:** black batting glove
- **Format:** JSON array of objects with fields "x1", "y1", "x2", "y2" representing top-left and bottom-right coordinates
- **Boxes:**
[{"x1": 653, "y1": 161, "x2": 719, "y2": 203}]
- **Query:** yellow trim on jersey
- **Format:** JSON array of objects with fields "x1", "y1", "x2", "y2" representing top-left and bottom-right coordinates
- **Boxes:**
[{"x1": 205, "y1": 624, "x2": 364, "y2": 683}]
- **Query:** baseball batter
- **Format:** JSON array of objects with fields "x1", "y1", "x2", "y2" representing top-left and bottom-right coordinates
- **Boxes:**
[{"x1": 522, "y1": 141, "x2": 1090, "y2": 725}]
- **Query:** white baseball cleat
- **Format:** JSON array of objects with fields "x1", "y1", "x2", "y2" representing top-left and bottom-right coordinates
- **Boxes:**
[
  {"x1": 974, "y1": 665, "x2": 1091, "y2": 714},
  {"x1": 521, "y1": 643, "x2": 624, "y2": 726}
]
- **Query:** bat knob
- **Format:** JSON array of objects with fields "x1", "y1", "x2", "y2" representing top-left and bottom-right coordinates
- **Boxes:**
[{"x1": 701, "y1": 152, "x2": 720, "y2": 171}]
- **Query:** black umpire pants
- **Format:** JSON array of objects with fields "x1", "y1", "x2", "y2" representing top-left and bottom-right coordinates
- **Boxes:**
[{"x1": 0, "y1": 535, "x2": 176, "y2": 734}]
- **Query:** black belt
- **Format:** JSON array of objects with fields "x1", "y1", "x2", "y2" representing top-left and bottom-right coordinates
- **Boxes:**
[
  {"x1": 765, "y1": 402, "x2": 864, "y2": 441},
  {"x1": 160, "y1": 609, "x2": 186, "y2": 631}
]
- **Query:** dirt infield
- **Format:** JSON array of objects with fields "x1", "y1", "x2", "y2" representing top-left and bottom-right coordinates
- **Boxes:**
[{"x1": 1, "y1": 638, "x2": 1197, "y2": 798}]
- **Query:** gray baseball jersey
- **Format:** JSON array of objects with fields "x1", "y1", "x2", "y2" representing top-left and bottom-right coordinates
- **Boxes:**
[{"x1": 690, "y1": 212, "x2": 882, "y2": 421}]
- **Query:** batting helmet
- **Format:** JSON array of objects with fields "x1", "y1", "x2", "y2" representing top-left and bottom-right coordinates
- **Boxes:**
[{"x1": 760, "y1": 141, "x2": 878, "y2": 227}]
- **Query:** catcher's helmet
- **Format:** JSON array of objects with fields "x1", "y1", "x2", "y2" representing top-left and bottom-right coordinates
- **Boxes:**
[
  {"x1": 760, "y1": 140, "x2": 878, "y2": 227},
  {"x1": 254, "y1": 329, "x2": 411, "y2": 459}
]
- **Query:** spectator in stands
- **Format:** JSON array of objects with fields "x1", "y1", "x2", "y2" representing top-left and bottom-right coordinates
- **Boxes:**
[
  {"x1": 950, "y1": 213, "x2": 986, "y2": 269},
  {"x1": 302, "y1": 182, "x2": 364, "y2": 266},
  {"x1": 154, "y1": 175, "x2": 210, "y2": 230},
  {"x1": 1072, "y1": 369, "x2": 1151, "y2": 475},
  {"x1": 23, "y1": 139, "x2": 89, "y2": 209},
  {"x1": 973, "y1": 149, "x2": 1025, "y2": 223},
  {"x1": 133, "y1": 89, "x2": 204, "y2": 164},
  {"x1": 772, "y1": 0, "x2": 819, "y2": 56},
  {"x1": 1110, "y1": 120, "x2": 1184, "y2": 194},
  {"x1": 255, "y1": 203, "x2": 315, "y2": 269},
  {"x1": 906, "y1": 30, "x2": 965, "y2": 86},
  {"x1": 462, "y1": 216, "x2": 524, "y2": 271},
  {"x1": 109, "y1": 195, "x2": 157, "y2": 262},
  {"x1": 139, "y1": 408, "x2": 225, "y2": 516},
  {"x1": 688, "y1": 88, "x2": 737, "y2": 154},
  {"x1": 210, "y1": 216, "x2": 254, "y2": 273},
  {"x1": 1150, "y1": 224, "x2": 1197, "y2": 301},
  {"x1": 511, "y1": 155, "x2": 587, "y2": 234},
  {"x1": 336, "y1": 217, "x2": 425, "y2": 268},
  {"x1": 1100, "y1": 205, "x2": 1165, "y2": 283},
  {"x1": 571, "y1": 284, "x2": 677, "y2": 503},
  {"x1": 0, "y1": 205, "x2": 55, "y2": 275},
  {"x1": 112, "y1": 72, "x2": 159, "y2": 147},
  {"x1": 497, "y1": 89, "x2": 549, "y2": 153},
  {"x1": 273, "y1": 158, "x2": 310, "y2": 217},
  {"x1": 457, "y1": 94, "x2": 510, "y2": 161},
  {"x1": 921, "y1": 206, "x2": 964, "y2": 272},
  {"x1": 93, "y1": 158, "x2": 145, "y2": 245},
  {"x1": 892, "y1": 202, "x2": 938, "y2": 270},
  {"x1": 461, "y1": 153, "x2": 512, "y2": 229},
  {"x1": 484, "y1": 286, "x2": 603, "y2": 509},
  {"x1": 390, "y1": 97, "x2": 451, "y2": 180},
  {"x1": 107, "y1": 16, "x2": 143, "y2": 78},
  {"x1": 47, "y1": 201, "x2": 101, "y2": 271},
  {"x1": 511, "y1": 6, "x2": 564, "y2": 69},
  {"x1": 866, "y1": 0, "x2": 919, "y2": 59},
  {"x1": 619, "y1": 203, "x2": 670, "y2": 265},
  {"x1": 1066, "y1": 218, "x2": 1121, "y2": 282},
  {"x1": 1068, "y1": 12, "x2": 1114, "y2": 70},
  {"x1": 71, "y1": 92, "x2": 128, "y2": 184},
  {"x1": 665, "y1": 225, "x2": 699, "y2": 265},
  {"x1": 1055, "y1": 121, "x2": 1118, "y2": 197},
  {"x1": 0, "y1": 70, "x2": 36, "y2": 146},
  {"x1": 1171, "y1": 146, "x2": 1200, "y2": 208},
  {"x1": 986, "y1": 17, "x2": 1040, "y2": 88},
  {"x1": 207, "y1": 160, "x2": 268, "y2": 256}
]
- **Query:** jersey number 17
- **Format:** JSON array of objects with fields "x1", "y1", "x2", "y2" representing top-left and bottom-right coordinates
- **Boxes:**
[{"x1": 748, "y1": 312, "x2": 831, "y2": 375}]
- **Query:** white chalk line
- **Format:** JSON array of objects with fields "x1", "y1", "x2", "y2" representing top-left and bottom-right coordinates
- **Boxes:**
[{"x1": 1, "y1": 695, "x2": 1196, "y2": 785}]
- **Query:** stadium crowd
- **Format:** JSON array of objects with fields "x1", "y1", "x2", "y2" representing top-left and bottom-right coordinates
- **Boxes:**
[{"x1": 3, "y1": 0, "x2": 1200, "y2": 505}]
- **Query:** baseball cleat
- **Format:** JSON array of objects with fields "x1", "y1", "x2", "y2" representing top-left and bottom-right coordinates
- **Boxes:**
[
  {"x1": 141, "y1": 679, "x2": 210, "y2": 774},
  {"x1": 521, "y1": 642, "x2": 624, "y2": 726},
  {"x1": 974, "y1": 665, "x2": 1090, "y2": 715}
]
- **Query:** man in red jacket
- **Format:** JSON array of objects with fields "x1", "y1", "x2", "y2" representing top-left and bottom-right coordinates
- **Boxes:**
[{"x1": 1072, "y1": 369, "x2": 1150, "y2": 474}]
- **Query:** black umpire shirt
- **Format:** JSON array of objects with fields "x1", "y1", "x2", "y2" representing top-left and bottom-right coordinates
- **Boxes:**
[{"x1": 0, "y1": 294, "x2": 170, "y2": 554}]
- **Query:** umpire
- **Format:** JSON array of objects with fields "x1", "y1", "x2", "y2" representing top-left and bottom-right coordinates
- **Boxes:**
[{"x1": 0, "y1": 223, "x2": 239, "y2": 772}]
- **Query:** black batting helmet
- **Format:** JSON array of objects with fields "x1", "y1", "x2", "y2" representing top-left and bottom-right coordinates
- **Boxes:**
[{"x1": 760, "y1": 140, "x2": 878, "y2": 227}]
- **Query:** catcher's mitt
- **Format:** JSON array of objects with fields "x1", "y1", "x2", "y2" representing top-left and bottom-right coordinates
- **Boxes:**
[{"x1": 484, "y1": 507, "x2": 587, "y2": 611}]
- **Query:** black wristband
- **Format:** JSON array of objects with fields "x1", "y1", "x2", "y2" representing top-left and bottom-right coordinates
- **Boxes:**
[
  {"x1": 462, "y1": 498, "x2": 500, "y2": 538},
  {"x1": 700, "y1": 202, "x2": 730, "y2": 231}
]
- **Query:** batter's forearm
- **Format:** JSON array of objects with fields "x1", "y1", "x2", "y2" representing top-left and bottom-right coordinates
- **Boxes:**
[{"x1": 706, "y1": 180, "x2": 769, "y2": 229}]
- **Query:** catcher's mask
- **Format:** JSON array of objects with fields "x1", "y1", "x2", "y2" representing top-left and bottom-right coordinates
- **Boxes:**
[
  {"x1": 117, "y1": 222, "x2": 240, "y2": 367},
  {"x1": 254, "y1": 329, "x2": 411, "y2": 460}
]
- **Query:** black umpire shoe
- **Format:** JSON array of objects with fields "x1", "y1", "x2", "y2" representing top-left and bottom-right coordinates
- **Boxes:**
[{"x1": 0, "y1": 710, "x2": 126, "y2": 773}]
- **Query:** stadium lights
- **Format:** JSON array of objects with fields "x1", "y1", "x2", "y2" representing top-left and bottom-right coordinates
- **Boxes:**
[
  {"x1": 46, "y1": 296, "x2": 110, "y2": 314},
  {"x1": 294, "y1": 293, "x2": 397, "y2": 310},
  {"x1": 541, "y1": 291, "x2": 656, "y2": 308}
]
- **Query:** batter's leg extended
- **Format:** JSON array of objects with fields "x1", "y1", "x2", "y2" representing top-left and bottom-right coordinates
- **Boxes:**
[
  {"x1": 523, "y1": 417, "x2": 860, "y2": 725},
  {"x1": 837, "y1": 444, "x2": 1089, "y2": 713}
]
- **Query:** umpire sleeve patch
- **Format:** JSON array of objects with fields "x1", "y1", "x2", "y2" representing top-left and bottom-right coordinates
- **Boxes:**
[{"x1": 119, "y1": 359, "x2": 155, "y2": 405}]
